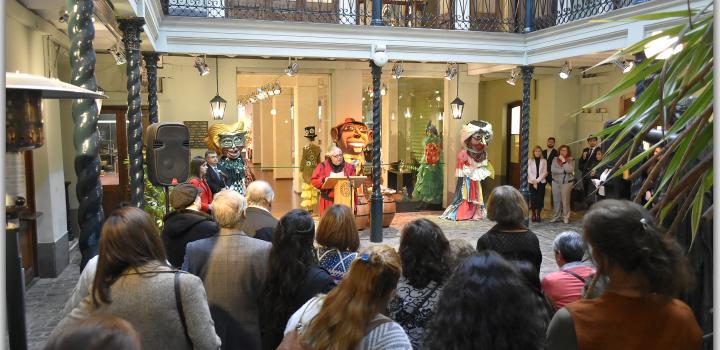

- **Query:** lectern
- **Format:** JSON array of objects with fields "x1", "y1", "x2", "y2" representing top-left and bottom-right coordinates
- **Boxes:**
[{"x1": 322, "y1": 176, "x2": 366, "y2": 211}]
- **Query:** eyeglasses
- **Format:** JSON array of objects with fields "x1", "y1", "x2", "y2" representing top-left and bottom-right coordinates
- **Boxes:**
[{"x1": 330, "y1": 154, "x2": 343, "y2": 158}]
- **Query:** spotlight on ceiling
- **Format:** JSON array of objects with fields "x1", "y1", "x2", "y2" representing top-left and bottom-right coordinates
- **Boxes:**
[
  {"x1": 558, "y1": 61, "x2": 571, "y2": 80},
  {"x1": 274, "y1": 82, "x2": 281, "y2": 95},
  {"x1": 285, "y1": 58, "x2": 299, "y2": 77},
  {"x1": 613, "y1": 59, "x2": 635, "y2": 74},
  {"x1": 194, "y1": 56, "x2": 210, "y2": 76},
  {"x1": 506, "y1": 69, "x2": 517, "y2": 86},
  {"x1": 444, "y1": 63, "x2": 458, "y2": 81},
  {"x1": 109, "y1": 45, "x2": 126, "y2": 65},
  {"x1": 391, "y1": 62, "x2": 404, "y2": 79}
]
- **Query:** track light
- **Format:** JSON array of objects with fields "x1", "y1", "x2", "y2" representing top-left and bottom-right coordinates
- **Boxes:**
[
  {"x1": 506, "y1": 69, "x2": 517, "y2": 86},
  {"x1": 109, "y1": 45, "x2": 126, "y2": 65},
  {"x1": 613, "y1": 59, "x2": 634, "y2": 74},
  {"x1": 391, "y1": 62, "x2": 404, "y2": 79},
  {"x1": 274, "y1": 82, "x2": 281, "y2": 95},
  {"x1": 444, "y1": 63, "x2": 458, "y2": 81},
  {"x1": 559, "y1": 61, "x2": 571, "y2": 80},
  {"x1": 285, "y1": 58, "x2": 299, "y2": 77},
  {"x1": 194, "y1": 56, "x2": 210, "y2": 76}
]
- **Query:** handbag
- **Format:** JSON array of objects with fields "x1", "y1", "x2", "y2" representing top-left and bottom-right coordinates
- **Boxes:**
[
  {"x1": 174, "y1": 271, "x2": 192, "y2": 346},
  {"x1": 277, "y1": 298, "x2": 321, "y2": 350}
]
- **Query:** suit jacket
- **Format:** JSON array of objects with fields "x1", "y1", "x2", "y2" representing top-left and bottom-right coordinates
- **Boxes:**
[
  {"x1": 580, "y1": 146, "x2": 601, "y2": 172},
  {"x1": 528, "y1": 158, "x2": 548, "y2": 184},
  {"x1": 206, "y1": 165, "x2": 226, "y2": 195},
  {"x1": 183, "y1": 229, "x2": 272, "y2": 350},
  {"x1": 242, "y1": 207, "x2": 278, "y2": 238},
  {"x1": 543, "y1": 148, "x2": 559, "y2": 182}
]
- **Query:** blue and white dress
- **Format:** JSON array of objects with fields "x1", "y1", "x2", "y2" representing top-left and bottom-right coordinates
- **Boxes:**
[{"x1": 316, "y1": 247, "x2": 357, "y2": 284}]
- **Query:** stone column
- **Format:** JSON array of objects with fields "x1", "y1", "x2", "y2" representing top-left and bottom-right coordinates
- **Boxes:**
[
  {"x1": 119, "y1": 18, "x2": 145, "y2": 208},
  {"x1": 143, "y1": 52, "x2": 160, "y2": 124},
  {"x1": 520, "y1": 66, "x2": 534, "y2": 207},
  {"x1": 68, "y1": 0, "x2": 103, "y2": 269}
]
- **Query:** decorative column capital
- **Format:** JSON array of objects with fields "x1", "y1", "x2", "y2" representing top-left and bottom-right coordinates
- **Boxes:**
[
  {"x1": 118, "y1": 18, "x2": 145, "y2": 51},
  {"x1": 142, "y1": 52, "x2": 161, "y2": 66},
  {"x1": 521, "y1": 65, "x2": 535, "y2": 79}
]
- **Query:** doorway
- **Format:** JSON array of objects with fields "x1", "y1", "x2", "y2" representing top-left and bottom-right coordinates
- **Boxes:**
[{"x1": 505, "y1": 101, "x2": 522, "y2": 188}]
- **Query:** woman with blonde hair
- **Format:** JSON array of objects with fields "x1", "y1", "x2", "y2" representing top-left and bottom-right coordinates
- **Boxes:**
[
  {"x1": 316, "y1": 204, "x2": 360, "y2": 284},
  {"x1": 284, "y1": 245, "x2": 412, "y2": 350},
  {"x1": 551, "y1": 144, "x2": 574, "y2": 223}
]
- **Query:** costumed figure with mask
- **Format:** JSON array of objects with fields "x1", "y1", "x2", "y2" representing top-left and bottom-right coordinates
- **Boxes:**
[
  {"x1": 413, "y1": 121, "x2": 444, "y2": 209},
  {"x1": 311, "y1": 146, "x2": 356, "y2": 216},
  {"x1": 205, "y1": 122, "x2": 255, "y2": 195},
  {"x1": 331, "y1": 117, "x2": 371, "y2": 176},
  {"x1": 441, "y1": 120, "x2": 494, "y2": 221},
  {"x1": 299, "y1": 126, "x2": 321, "y2": 213}
]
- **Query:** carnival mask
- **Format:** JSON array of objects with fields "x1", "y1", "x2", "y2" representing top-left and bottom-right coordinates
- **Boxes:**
[
  {"x1": 219, "y1": 133, "x2": 246, "y2": 160},
  {"x1": 332, "y1": 121, "x2": 370, "y2": 156}
]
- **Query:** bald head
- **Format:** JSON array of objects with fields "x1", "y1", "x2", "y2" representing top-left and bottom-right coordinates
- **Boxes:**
[{"x1": 246, "y1": 180, "x2": 274, "y2": 209}]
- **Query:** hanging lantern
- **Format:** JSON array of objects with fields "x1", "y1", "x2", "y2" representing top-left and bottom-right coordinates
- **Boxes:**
[
  {"x1": 450, "y1": 96, "x2": 464, "y2": 119},
  {"x1": 209, "y1": 57, "x2": 226, "y2": 120}
]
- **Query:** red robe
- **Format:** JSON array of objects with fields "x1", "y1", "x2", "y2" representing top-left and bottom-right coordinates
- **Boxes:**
[
  {"x1": 189, "y1": 177, "x2": 213, "y2": 213},
  {"x1": 311, "y1": 160, "x2": 356, "y2": 215}
]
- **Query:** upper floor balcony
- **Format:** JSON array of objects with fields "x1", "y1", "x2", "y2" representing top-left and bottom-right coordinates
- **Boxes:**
[{"x1": 160, "y1": 0, "x2": 648, "y2": 32}]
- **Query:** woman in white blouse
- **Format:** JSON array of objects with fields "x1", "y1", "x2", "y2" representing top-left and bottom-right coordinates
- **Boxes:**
[{"x1": 527, "y1": 146, "x2": 548, "y2": 222}]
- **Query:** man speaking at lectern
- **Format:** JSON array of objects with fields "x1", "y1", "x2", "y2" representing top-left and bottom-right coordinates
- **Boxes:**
[{"x1": 311, "y1": 146, "x2": 356, "y2": 215}]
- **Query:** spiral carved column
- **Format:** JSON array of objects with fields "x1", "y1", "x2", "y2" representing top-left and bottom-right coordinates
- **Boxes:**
[
  {"x1": 370, "y1": 61, "x2": 383, "y2": 243},
  {"x1": 520, "y1": 66, "x2": 534, "y2": 206},
  {"x1": 68, "y1": 0, "x2": 104, "y2": 269},
  {"x1": 119, "y1": 18, "x2": 145, "y2": 207},
  {"x1": 143, "y1": 52, "x2": 160, "y2": 124}
]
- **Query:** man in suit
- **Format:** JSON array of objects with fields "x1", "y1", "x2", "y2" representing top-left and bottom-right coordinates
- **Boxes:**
[
  {"x1": 241, "y1": 180, "x2": 278, "y2": 242},
  {"x1": 579, "y1": 136, "x2": 601, "y2": 203},
  {"x1": 183, "y1": 190, "x2": 271, "y2": 350},
  {"x1": 205, "y1": 149, "x2": 226, "y2": 196},
  {"x1": 543, "y1": 137, "x2": 559, "y2": 207}
]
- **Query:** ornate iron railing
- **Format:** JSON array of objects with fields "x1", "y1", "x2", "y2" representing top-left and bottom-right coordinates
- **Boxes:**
[{"x1": 160, "y1": 0, "x2": 647, "y2": 32}]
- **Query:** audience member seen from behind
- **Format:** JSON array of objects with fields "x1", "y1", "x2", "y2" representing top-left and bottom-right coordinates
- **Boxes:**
[
  {"x1": 285, "y1": 245, "x2": 412, "y2": 350},
  {"x1": 183, "y1": 190, "x2": 271, "y2": 350},
  {"x1": 550, "y1": 145, "x2": 575, "y2": 224},
  {"x1": 315, "y1": 204, "x2": 360, "y2": 284},
  {"x1": 546, "y1": 200, "x2": 702, "y2": 350},
  {"x1": 424, "y1": 251, "x2": 547, "y2": 350},
  {"x1": 388, "y1": 219, "x2": 450, "y2": 349},
  {"x1": 447, "y1": 239, "x2": 475, "y2": 272},
  {"x1": 188, "y1": 156, "x2": 213, "y2": 213},
  {"x1": 44, "y1": 315, "x2": 140, "y2": 350},
  {"x1": 260, "y1": 209, "x2": 334, "y2": 350},
  {"x1": 477, "y1": 185, "x2": 542, "y2": 273},
  {"x1": 541, "y1": 231, "x2": 595, "y2": 311},
  {"x1": 528, "y1": 145, "x2": 548, "y2": 222},
  {"x1": 50, "y1": 207, "x2": 220, "y2": 350},
  {"x1": 162, "y1": 183, "x2": 218, "y2": 268},
  {"x1": 242, "y1": 180, "x2": 279, "y2": 242}
]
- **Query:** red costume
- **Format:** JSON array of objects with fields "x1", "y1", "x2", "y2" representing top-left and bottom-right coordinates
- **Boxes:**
[
  {"x1": 189, "y1": 177, "x2": 213, "y2": 213},
  {"x1": 311, "y1": 159, "x2": 356, "y2": 215}
]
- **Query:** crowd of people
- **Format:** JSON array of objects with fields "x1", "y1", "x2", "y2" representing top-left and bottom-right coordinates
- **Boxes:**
[{"x1": 46, "y1": 174, "x2": 702, "y2": 349}]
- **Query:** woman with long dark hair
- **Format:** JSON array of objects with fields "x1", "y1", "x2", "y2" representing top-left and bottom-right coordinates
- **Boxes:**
[
  {"x1": 388, "y1": 219, "x2": 450, "y2": 349},
  {"x1": 188, "y1": 155, "x2": 213, "y2": 213},
  {"x1": 423, "y1": 251, "x2": 546, "y2": 350},
  {"x1": 284, "y1": 245, "x2": 412, "y2": 350},
  {"x1": 259, "y1": 209, "x2": 334, "y2": 350},
  {"x1": 547, "y1": 200, "x2": 702, "y2": 350},
  {"x1": 50, "y1": 207, "x2": 220, "y2": 350}
]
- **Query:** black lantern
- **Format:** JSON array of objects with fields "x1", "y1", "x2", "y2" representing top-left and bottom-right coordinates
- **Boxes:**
[
  {"x1": 450, "y1": 67, "x2": 464, "y2": 119},
  {"x1": 209, "y1": 57, "x2": 227, "y2": 120}
]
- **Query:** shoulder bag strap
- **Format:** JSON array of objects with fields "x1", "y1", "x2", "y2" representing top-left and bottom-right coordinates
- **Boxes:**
[
  {"x1": 563, "y1": 269, "x2": 587, "y2": 283},
  {"x1": 174, "y1": 271, "x2": 192, "y2": 345}
]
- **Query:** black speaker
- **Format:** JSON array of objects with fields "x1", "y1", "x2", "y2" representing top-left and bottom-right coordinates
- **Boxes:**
[{"x1": 145, "y1": 123, "x2": 191, "y2": 186}]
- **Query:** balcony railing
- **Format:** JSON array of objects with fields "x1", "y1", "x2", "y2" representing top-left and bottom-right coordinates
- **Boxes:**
[{"x1": 160, "y1": 0, "x2": 644, "y2": 32}]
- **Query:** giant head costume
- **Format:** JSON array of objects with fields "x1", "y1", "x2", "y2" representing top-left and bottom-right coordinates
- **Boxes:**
[
  {"x1": 461, "y1": 120, "x2": 493, "y2": 162},
  {"x1": 205, "y1": 122, "x2": 247, "y2": 160},
  {"x1": 331, "y1": 117, "x2": 372, "y2": 173}
]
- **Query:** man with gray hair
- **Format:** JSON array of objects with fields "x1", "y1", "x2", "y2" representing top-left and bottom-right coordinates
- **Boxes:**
[
  {"x1": 541, "y1": 231, "x2": 596, "y2": 310},
  {"x1": 183, "y1": 189, "x2": 271, "y2": 350},
  {"x1": 241, "y1": 180, "x2": 278, "y2": 242}
]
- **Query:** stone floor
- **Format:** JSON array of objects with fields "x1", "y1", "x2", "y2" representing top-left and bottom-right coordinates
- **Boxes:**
[{"x1": 24, "y1": 209, "x2": 582, "y2": 349}]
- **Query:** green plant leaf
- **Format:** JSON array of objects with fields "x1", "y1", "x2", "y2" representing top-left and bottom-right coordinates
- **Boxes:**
[{"x1": 690, "y1": 170, "x2": 713, "y2": 240}]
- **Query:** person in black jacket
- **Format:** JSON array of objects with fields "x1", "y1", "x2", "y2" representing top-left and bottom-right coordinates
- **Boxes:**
[
  {"x1": 259, "y1": 209, "x2": 334, "y2": 350},
  {"x1": 161, "y1": 183, "x2": 218, "y2": 268},
  {"x1": 205, "y1": 149, "x2": 227, "y2": 196}
]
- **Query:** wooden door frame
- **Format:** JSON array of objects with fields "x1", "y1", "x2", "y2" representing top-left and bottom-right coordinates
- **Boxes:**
[
  {"x1": 505, "y1": 100, "x2": 522, "y2": 187},
  {"x1": 22, "y1": 151, "x2": 38, "y2": 283}
]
